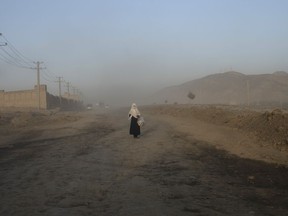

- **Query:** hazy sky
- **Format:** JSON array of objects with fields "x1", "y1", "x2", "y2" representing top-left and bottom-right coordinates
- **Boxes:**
[{"x1": 1, "y1": 0, "x2": 288, "y2": 105}]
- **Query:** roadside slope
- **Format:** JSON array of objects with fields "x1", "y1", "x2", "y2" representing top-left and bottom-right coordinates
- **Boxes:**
[{"x1": 143, "y1": 105, "x2": 288, "y2": 166}]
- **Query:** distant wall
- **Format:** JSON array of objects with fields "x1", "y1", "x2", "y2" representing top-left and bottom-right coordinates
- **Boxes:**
[
  {"x1": 46, "y1": 93, "x2": 83, "y2": 110},
  {"x1": 0, "y1": 85, "x2": 83, "y2": 110},
  {"x1": 0, "y1": 85, "x2": 47, "y2": 109}
]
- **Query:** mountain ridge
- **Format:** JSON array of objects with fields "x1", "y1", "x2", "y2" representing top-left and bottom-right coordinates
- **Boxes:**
[{"x1": 146, "y1": 71, "x2": 288, "y2": 106}]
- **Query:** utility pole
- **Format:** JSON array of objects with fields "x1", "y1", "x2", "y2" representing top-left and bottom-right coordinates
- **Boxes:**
[
  {"x1": 72, "y1": 86, "x2": 76, "y2": 95},
  {"x1": 33, "y1": 61, "x2": 44, "y2": 110},
  {"x1": 66, "y1": 82, "x2": 71, "y2": 99},
  {"x1": 56, "y1": 77, "x2": 63, "y2": 106},
  {"x1": 71, "y1": 86, "x2": 77, "y2": 100}
]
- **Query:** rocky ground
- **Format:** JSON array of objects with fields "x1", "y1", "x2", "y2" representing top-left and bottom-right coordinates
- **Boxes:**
[{"x1": 0, "y1": 105, "x2": 288, "y2": 216}]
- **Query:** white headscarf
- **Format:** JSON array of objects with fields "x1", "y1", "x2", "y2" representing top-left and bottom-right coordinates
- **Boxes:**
[{"x1": 128, "y1": 103, "x2": 141, "y2": 118}]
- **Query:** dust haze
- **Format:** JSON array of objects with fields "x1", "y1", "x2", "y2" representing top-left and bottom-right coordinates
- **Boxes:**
[
  {"x1": 73, "y1": 56, "x2": 190, "y2": 107},
  {"x1": 82, "y1": 84, "x2": 155, "y2": 108}
]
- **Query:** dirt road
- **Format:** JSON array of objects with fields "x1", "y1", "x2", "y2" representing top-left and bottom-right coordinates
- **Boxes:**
[{"x1": 0, "y1": 107, "x2": 288, "y2": 216}]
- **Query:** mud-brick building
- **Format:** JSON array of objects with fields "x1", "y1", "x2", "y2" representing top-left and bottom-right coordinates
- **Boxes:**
[{"x1": 0, "y1": 85, "x2": 82, "y2": 110}]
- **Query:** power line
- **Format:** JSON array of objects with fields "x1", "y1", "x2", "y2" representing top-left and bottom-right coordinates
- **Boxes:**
[
  {"x1": 0, "y1": 33, "x2": 34, "y2": 69},
  {"x1": 0, "y1": 51, "x2": 23, "y2": 67},
  {"x1": 0, "y1": 33, "x2": 83, "y2": 102},
  {"x1": 43, "y1": 62, "x2": 58, "y2": 78},
  {"x1": 40, "y1": 73, "x2": 55, "y2": 83},
  {"x1": 0, "y1": 46, "x2": 31, "y2": 68},
  {"x1": 0, "y1": 33, "x2": 34, "y2": 65}
]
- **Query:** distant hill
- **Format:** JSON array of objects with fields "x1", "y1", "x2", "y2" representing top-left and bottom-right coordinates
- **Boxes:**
[{"x1": 146, "y1": 71, "x2": 288, "y2": 106}]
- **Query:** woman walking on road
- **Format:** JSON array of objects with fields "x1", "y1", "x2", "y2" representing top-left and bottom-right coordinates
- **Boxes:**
[{"x1": 128, "y1": 103, "x2": 141, "y2": 138}]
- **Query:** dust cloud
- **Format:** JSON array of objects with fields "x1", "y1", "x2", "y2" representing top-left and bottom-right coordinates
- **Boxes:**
[{"x1": 82, "y1": 84, "x2": 156, "y2": 108}]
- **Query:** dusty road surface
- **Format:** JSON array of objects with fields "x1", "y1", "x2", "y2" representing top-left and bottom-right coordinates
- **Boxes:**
[{"x1": 0, "y1": 106, "x2": 288, "y2": 216}]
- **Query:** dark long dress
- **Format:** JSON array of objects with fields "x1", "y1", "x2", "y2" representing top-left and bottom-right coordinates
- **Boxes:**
[{"x1": 129, "y1": 116, "x2": 140, "y2": 137}]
